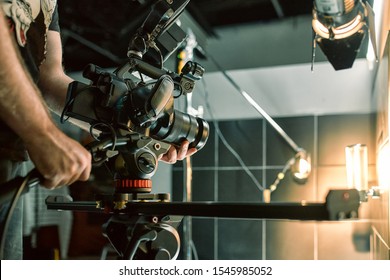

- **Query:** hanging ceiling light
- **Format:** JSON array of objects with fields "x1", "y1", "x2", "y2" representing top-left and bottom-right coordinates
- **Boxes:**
[{"x1": 311, "y1": 0, "x2": 377, "y2": 70}]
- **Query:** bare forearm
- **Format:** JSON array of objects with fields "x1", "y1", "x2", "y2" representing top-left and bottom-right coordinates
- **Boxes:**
[
  {"x1": 38, "y1": 31, "x2": 92, "y2": 132},
  {"x1": 0, "y1": 13, "x2": 57, "y2": 142},
  {"x1": 39, "y1": 66, "x2": 73, "y2": 115}
]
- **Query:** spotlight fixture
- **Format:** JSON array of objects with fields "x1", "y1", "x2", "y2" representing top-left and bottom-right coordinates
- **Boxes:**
[{"x1": 312, "y1": 0, "x2": 377, "y2": 70}]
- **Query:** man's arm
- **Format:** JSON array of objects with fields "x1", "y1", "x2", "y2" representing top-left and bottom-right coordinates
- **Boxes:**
[
  {"x1": 38, "y1": 31, "x2": 73, "y2": 115},
  {"x1": 0, "y1": 10, "x2": 91, "y2": 188}
]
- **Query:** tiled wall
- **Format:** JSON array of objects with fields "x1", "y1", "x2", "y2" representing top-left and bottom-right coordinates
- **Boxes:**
[
  {"x1": 369, "y1": 32, "x2": 390, "y2": 260},
  {"x1": 172, "y1": 113, "x2": 375, "y2": 260}
]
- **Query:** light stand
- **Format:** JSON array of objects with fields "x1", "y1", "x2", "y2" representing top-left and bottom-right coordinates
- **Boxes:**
[{"x1": 176, "y1": 29, "x2": 204, "y2": 260}]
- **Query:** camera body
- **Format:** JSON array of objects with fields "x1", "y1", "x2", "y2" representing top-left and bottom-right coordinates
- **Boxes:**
[{"x1": 63, "y1": 58, "x2": 208, "y2": 150}]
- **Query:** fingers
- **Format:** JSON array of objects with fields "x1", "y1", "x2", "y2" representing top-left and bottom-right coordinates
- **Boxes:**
[
  {"x1": 159, "y1": 140, "x2": 198, "y2": 164},
  {"x1": 41, "y1": 166, "x2": 90, "y2": 189},
  {"x1": 31, "y1": 140, "x2": 92, "y2": 190},
  {"x1": 40, "y1": 154, "x2": 91, "y2": 189},
  {"x1": 176, "y1": 140, "x2": 190, "y2": 160},
  {"x1": 186, "y1": 147, "x2": 197, "y2": 158},
  {"x1": 77, "y1": 152, "x2": 92, "y2": 182},
  {"x1": 159, "y1": 146, "x2": 178, "y2": 164}
]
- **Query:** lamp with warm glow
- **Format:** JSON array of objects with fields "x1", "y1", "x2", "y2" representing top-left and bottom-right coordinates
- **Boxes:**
[
  {"x1": 268, "y1": 150, "x2": 312, "y2": 200},
  {"x1": 291, "y1": 150, "x2": 312, "y2": 182},
  {"x1": 345, "y1": 143, "x2": 368, "y2": 201}
]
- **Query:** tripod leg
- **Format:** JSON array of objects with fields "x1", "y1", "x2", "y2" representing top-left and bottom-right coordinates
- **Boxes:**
[{"x1": 123, "y1": 227, "x2": 158, "y2": 260}]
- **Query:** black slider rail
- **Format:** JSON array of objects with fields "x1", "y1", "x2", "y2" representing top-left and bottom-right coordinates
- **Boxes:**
[
  {"x1": 46, "y1": 189, "x2": 361, "y2": 221},
  {"x1": 45, "y1": 189, "x2": 361, "y2": 259}
]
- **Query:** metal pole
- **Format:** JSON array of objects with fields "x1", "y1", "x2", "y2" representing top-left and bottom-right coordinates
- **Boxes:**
[
  {"x1": 178, "y1": 29, "x2": 199, "y2": 260},
  {"x1": 207, "y1": 54, "x2": 302, "y2": 154}
]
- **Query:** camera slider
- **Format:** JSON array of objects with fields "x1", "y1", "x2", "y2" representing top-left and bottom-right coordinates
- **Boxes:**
[{"x1": 46, "y1": 189, "x2": 361, "y2": 259}]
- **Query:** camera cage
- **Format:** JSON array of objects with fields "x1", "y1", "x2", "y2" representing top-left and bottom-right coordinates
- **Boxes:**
[{"x1": 61, "y1": 0, "x2": 207, "y2": 182}]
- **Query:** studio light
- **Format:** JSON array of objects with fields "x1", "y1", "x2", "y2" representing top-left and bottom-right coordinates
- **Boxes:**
[
  {"x1": 291, "y1": 150, "x2": 312, "y2": 182},
  {"x1": 345, "y1": 143, "x2": 369, "y2": 201},
  {"x1": 268, "y1": 149, "x2": 311, "y2": 200},
  {"x1": 312, "y1": 0, "x2": 377, "y2": 70}
]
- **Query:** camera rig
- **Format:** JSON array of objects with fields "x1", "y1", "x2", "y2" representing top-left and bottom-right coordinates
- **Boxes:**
[
  {"x1": 44, "y1": 0, "x2": 359, "y2": 260},
  {"x1": 56, "y1": 0, "x2": 208, "y2": 260},
  {"x1": 61, "y1": 0, "x2": 208, "y2": 196}
]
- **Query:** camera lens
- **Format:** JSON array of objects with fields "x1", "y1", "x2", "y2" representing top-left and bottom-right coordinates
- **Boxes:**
[{"x1": 150, "y1": 110, "x2": 209, "y2": 150}]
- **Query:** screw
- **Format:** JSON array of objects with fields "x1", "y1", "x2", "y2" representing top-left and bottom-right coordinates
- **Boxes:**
[{"x1": 154, "y1": 143, "x2": 161, "y2": 151}]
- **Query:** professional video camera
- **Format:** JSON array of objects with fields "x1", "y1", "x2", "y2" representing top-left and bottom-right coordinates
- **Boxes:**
[{"x1": 61, "y1": 0, "x2": 208, "y2": 193}]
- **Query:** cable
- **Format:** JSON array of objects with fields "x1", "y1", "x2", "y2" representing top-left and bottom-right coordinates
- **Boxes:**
[
  {"x1": 60, "y1": 96, "x2": 75, "y2": 124},
  {"x1": 173, "y1": 81, "x2": 184, "y2": 98},
  {"x1": 88, "y1": 123, "x2": 118, "y2": 166},
  {"x1": 190, "y1": 239, "x2": 199, "y2": 260},
  {"x1": 201, "y1": 79, "x2": 266, "y2": 193},
  {"x1": 204, "y1": 49, "x2": 302, "y2": 154},
  {"x1": 268, "y1": 156, "x2": 295, "y2": 193},
  {"x1": 0, "y1": 169, "x2": 39, "y2": 259},
  {"x1": 89, "y1": 122, "x2": 117, "y2": 150}
]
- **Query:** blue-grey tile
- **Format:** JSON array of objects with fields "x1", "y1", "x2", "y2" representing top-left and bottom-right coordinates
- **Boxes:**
[
  {"x1": 172, "y1": 170, "x2": 215, "y2": 202},
  {"x1": 218, "y1": 119, "x2": 263, "y2": 167},
  {"x1": 218, "y1": 219, "x2": 263, "y2": 259},
  {"x1": 192, "y1": 218, "x2": 215, "y2": 260},
  {"x1": 192, "y1": 124, "x2": 216, "y2": 167},
  {"x1": 218, "y1": 170, "x2": 264, "y2": 202},
  {"x1": 192, "y1": 170, "x2": 216, "y2": 201},
  {"x1": 266, "y1": 220, "x2": 315, "y2": 260},
  {"x1": 318, "y1": 114, "x2": 375, "y2": 166},
  {"x1": 266, "y1": 116, "x2": 315, "y2": 166}
]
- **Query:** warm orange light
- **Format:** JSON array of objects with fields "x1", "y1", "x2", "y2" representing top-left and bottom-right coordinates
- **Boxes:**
[
  {"x1": 312, "y1": 13, "x2": 365, "y2": 40},
  {"x1": 291, "y1": 151, "x2": 311, "y2": 181},
  {"x1": 345, "y1": 144, "x2": 368, "y2": 191},
  {"x1": 377, "y1": 142, "x2": 390, "y2": 188},
  {"x1": 312, "y1": 0, "x2": 368, "y2": 40}
]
